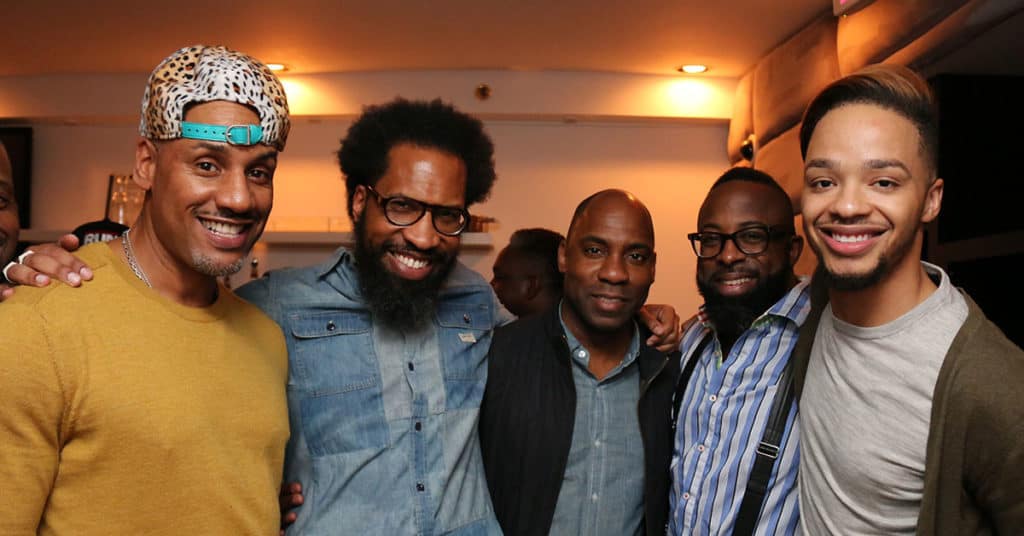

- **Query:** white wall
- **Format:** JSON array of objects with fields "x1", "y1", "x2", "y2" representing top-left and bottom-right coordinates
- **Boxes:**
[{"x1": 29, "y1": 117, "x2": 728, "y2": 315}]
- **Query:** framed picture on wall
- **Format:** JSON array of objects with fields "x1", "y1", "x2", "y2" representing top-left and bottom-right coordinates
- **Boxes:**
[{"x1": 0, "y1": 127, "x2": 32, "y2": 229}]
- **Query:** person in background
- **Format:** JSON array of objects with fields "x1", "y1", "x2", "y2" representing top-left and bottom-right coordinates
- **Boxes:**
[
  {"x1": 490, "y1": 227, "x2": 563, "y2": 318},
  {"x1": 480, "y1": 189, "x2": 677, "y2": 536},
  {"x1": 0, "y1": 44, "x2": 291, "y2": 534},
  {"x1": 1, "y1": 141, "x2": 21, "y2": 296},
  {"x1": 795, "y1": 63, "x2": 1024, "y2": 535},
  {"x1": 669, "y1": 167, "x2": 806, "y2": 536}
]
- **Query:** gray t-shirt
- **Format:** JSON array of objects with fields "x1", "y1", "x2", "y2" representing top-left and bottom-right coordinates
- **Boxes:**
[{"x1": 799, "y1": 262, "x2": 968, "y2": 535}]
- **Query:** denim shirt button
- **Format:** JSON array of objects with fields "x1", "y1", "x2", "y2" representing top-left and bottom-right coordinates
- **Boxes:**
[
  {"x1": 463, "y1": 314, "x2": 471, "y2": 324},
  {"x1": 415, "y1": 421, "x2": 422, "y2": 431},
  {"x1": 416, "y1": 483, "x2": 425, "y2": 492},
  {"x1": 326, "y1": 320, "x2": 336, "y2": 331},
  {"x1": 408, "y1": 362, "x2": 415, "y2": 371}
]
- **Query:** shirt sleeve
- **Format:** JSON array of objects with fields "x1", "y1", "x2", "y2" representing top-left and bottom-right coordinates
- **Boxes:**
[{"x1": 0, "y1": 305, "x2": 67, "y2": 532}]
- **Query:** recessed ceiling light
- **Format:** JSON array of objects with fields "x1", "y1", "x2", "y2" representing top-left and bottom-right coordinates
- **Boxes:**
[
  {"x1": 266, "y1": 63, "x2": 289, "y2": 72},
  {"x1": 678, "y1": 64, "x2": 708, "y2": 74}
]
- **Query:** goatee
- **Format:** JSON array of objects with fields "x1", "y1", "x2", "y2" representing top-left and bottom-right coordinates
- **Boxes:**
[{"x1": 352, "y1": 216, "x2": 456, "y2": 330}]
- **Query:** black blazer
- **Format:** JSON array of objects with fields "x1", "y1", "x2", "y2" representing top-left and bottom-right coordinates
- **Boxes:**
[{"x1": 479, "y1": 305, "x2": 679, "y2": 536}]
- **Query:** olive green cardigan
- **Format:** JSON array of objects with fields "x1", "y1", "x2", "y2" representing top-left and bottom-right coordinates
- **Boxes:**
[{"x1": 792, "y1": 279, "x2": 1024, "y2": 535}]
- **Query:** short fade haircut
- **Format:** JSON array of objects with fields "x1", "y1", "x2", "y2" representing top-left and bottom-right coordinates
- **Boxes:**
[
  {"x1": 799, "y1": 64, "x2": 939, "y2": 175},
  {"x1": 338, "y1": 98, "x2": 497, "y2": 218},
  {"x1": 710, "y1": 166, "x2": 795, "y2": 219},
  {"x1": 507, "y1": 228, "x2": 564, "y2": 291}
]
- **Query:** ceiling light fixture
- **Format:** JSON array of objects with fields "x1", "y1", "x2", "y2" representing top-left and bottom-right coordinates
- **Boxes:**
[
  {"x1": 266, "y1": 63, "x2": 289, "y2": 72},
  {"x1": 678, "y1": 64, "x2": 708, "y2": 74}
]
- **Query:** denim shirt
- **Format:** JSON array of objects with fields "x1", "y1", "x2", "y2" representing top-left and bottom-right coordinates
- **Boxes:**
[
  {"x1": 550, "y1": 305, "x2": 645, "y2": 536},
  {"x1": 237, "y1": 247, "x2": 511, "y2": 535}
]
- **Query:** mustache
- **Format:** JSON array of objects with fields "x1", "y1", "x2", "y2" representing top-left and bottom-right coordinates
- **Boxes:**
[
  {"x1": 193, "y1": 209, "x2": 261, "y2": 221},
  {"x1": 383, "y1": 243, "x2": 448, "y2": 263}
]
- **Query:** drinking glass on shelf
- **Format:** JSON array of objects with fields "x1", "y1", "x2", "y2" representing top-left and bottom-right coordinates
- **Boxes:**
[{"x1": 106, "y1": 174, "x2": 145, "y2": 226}]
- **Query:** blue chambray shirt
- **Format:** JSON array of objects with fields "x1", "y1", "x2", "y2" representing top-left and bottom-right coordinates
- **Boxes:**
[
  {"x1": 550, "y1": 303, "x2": 645, "y2": 536},
  {"x1": 237, "y1": 247, "x2": 512, "y2": 536}
]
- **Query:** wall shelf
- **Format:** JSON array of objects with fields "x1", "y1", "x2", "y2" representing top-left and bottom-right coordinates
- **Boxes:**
[{"x1": 19, "y1": 229, "x2": 494, "y2": 250}]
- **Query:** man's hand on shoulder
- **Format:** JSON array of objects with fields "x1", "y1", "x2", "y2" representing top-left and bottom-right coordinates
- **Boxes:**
[
  {"x1": 1, "y1": 234, "x2": 91, "y2": 298},
  {"x1": 638, "y1": 304, "x2": 683, "y2": 353}
]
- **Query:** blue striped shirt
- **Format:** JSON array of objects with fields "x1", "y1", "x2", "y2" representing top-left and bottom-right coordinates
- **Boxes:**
[{"x1": 668, "y1": 279, "x2": 810, "y2": 536}]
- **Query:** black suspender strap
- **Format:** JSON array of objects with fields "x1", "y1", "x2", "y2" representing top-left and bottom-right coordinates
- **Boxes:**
[
  {"x1": 731, "y1": 358, "x2": 796, "y2": 536},
  {"x1": 671, "y1": 333, "x2": 711, "y2": 431}
]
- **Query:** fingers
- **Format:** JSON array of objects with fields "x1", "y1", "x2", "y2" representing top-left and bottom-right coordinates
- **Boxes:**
[
  {"x1": 57, "y1": 233, "x2": 81, "y2": 252},
  {"x1": 639, "y1": 304, "x2": 683, "y2": 352},
  {"x1": 0, "y1": 283, "x2": 12, "y2": 301},
  {"x1": 279, "y1": 481, "x2": 304, "y2": 529},
  {"x1": 3, "y1": 259, "x2": 53, "y2": 287},
  {"x1": 21, "y1": 243, "x2": 94, "y2": 286}
]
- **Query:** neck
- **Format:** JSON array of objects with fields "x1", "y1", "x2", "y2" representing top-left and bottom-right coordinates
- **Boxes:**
[
  {"x1": 113, "y1": 216, "x2": 220, "y2": 307},
  {"x1": 829, "y1": 259, "x2": 937, "y2": 327},
  {"x1": 560, "y1": 306, "x2": 634, "y2": 380}
]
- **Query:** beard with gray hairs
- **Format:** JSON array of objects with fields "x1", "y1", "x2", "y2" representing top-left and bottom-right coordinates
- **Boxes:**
[
  {"x1": 352, "y1": 215, "x2": 456, "y2": 330},
  {"x1": 192, "y1": 254, "x2": 247, "y2": 277}
]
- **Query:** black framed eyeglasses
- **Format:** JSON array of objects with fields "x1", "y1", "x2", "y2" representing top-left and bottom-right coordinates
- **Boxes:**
[
  {"x1": 687, "y1": 225, "x2": 794, "y2": 259},
  {"x1": 364, "y1": 185, "x2": 471, "y2": 237}
]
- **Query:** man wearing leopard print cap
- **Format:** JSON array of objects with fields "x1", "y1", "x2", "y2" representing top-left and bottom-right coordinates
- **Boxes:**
[{"x1": 0, "y1": 45, "x2": 291, "y2": 534}]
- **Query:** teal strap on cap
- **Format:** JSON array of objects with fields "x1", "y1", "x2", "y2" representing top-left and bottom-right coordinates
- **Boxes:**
[{"x1": 180, "y1": 121, "x2": 264, "y2": 146}]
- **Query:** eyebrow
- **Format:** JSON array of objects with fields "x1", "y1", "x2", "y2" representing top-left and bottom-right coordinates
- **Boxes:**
[
  {"x1": 382, "y1": 191, "x2": 465, "y2": 211},
  {"x1": 580, "y1": 235, "x2": 653, "y2": 251},
  {"x1": 804, "y1": 157, "x2": 909, "y2": 174},
  {"x1": 863, "y1": 159, "x2": 909, "y2": 174},
  {"x1": 702, "y1": 221, "x2": 768, "y2": 231},
  {"x1": 191, "y1": 142, "x2": 278, "y2": 162},
  {"x1": 804, "y1": 158, "x2": 836, "y2": 171}
]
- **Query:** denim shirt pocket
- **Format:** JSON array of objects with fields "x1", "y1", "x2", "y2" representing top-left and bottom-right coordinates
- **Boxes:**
[
  {"x1": 288, "y1": 311, "x2": 390, "y2": 456},
  {"x1": 436, "y1": 297, "x2": 493, "y2": 410}
]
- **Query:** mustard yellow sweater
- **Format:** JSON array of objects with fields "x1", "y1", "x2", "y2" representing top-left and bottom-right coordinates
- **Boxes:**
[{"x1": 0, "y1": 243, "x2": 289, "y2": 535}]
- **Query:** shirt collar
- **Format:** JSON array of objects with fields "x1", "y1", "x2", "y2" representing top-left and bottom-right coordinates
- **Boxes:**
[{"x1": 557, "y1": 300, "x2": 641, "y2": 369}]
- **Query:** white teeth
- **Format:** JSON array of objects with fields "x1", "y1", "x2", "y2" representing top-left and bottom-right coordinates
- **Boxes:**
[
  {"x1": 723, "y1": 277, "x2": 753, "y2": 286},
  {"x1": 833, "y1": 234, "x2": 872, "y2": 243},
  {"x1": 202, "y1": 220, "x2": 245, "y2": 235},
  {"x1": 393, "y1": 253, "x2": 428, "y2": 270}
]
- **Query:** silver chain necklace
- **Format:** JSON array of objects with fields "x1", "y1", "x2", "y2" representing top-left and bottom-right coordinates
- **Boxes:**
[{"x1": 121, "y1": 228, "x2": 152, "y2": 288}]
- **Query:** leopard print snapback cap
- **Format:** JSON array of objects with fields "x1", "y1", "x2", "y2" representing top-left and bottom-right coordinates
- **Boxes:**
[{"x1": 139, "y1": 45, "x2": 290, "y2": 151}]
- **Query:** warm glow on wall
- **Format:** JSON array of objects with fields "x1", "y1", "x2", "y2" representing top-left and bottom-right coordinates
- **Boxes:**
[
  {"x1": 280, "y1": 79, "x2": 311, "y2": 112},
  {"x1": 661, "y1": 78, "x2": 728, "y2": 117},
  {"x1": 266, "y1": 63, "x2": 289, "y2": 72}
]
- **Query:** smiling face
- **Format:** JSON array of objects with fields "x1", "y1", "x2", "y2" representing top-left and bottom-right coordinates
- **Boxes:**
[
  {"x1": 350, "y1": 143, "x2": 467, "y2": 328},
  {"x1": 136, "y1": 101, "x2": 277, "y2": 278},
  {"x1": 559, "y1": 191, "x2": 655, "y2": 337},
  {"x1": 801, "y1": 103, "x2": 943, "y2": 291},
  {"x1": 695, "y1": 180, "x2": 801, "y2": 326}
]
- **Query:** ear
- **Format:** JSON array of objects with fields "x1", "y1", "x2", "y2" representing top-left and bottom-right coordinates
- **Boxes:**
[
  {"x1": 523, "y1": 275, "x2": 542, "y2": 300},
  {"x1": 789, "y1": 234, "x2": 804, "y2": 266},
  {"x1": 133, "y1": 138, "x2": 157, "y2": 191},
  {"x1": 922, "y1": 177, "x2": 944, "y2": 224},
  {"x1": 351, "y1": 185, "x2": 368, "y2": 222},
  {"x1": 557, "y1": 239, "x2": 567, "y2": 274}
]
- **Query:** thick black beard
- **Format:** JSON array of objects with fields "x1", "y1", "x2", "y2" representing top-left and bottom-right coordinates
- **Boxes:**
[
  {"x1": 352, "y1": 216, "x2": 456, "y2": 330},
  {"x1": 697, "y1": 268, "x2": 793, "y2": 342}
]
